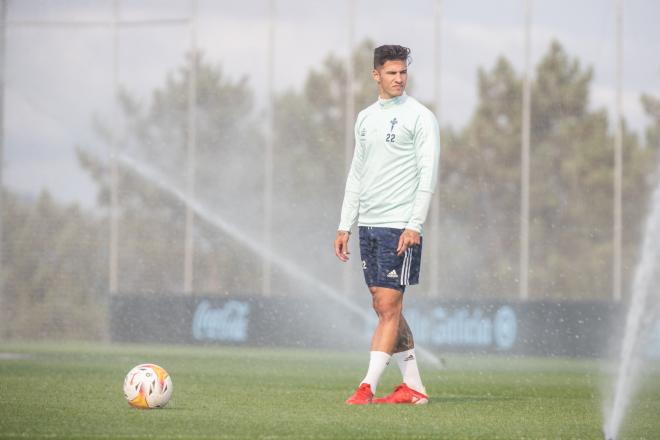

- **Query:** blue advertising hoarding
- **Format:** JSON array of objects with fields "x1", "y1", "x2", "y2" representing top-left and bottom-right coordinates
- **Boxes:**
[{"x1": 111, "y1": 295, "x2": 641, "y2": 357}]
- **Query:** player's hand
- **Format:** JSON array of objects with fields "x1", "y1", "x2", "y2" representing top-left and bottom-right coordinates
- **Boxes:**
[
  {"x1": 334, "y1": 230, "x2": 351, "y2": 262},
  {"x1": 397, "y1": 229, "x2": 420, "y2": 256}
]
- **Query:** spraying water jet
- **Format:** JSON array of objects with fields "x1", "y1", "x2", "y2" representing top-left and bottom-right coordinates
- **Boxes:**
[{"x1": 603, "y1": 158, "x2": 660, "y2": 440}]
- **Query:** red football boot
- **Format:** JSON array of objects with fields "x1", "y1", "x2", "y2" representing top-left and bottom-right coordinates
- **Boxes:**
[
  {"x1": 372, "y1": 383, "x2": 428, "y2": 405},
  {"x1": 345, "y1": 383, "x2": 374, "y2": 405}
]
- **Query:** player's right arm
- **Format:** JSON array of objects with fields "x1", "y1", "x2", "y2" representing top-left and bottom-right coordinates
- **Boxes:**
[
  {"x1": 335, "y1": 117, "x2": 366, "y2": 262},
  {"x1": 334, "y1": 230, "x2": 351, "y2": 262}
]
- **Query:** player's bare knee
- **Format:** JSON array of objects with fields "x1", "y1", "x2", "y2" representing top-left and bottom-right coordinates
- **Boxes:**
[
  {"x1": 378, "y1": 308, "x2": 400, "y2": 323},
  {"x1": 372, "y1": 297, "x2": 401, "y2": 321}
]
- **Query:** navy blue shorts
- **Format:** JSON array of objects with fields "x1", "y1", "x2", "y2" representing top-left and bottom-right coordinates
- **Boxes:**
[{"x1": 358, "y1": 226, "x2": 422, "y2": 293}]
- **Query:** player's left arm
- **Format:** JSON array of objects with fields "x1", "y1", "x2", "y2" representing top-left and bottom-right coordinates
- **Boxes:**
[{"x1": 397, "y1": 111, "x2": 441, "y2": 256}]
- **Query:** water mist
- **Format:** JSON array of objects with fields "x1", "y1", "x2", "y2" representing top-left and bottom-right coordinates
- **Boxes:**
[
  {"x1": 603, "y1": 159, "x2": 660, "y2": 440},
  {"x1": 117, "y1": 153, "x2": 443, "y2": 368}
]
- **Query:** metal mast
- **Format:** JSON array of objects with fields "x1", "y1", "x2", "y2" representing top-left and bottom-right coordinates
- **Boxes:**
[
  {"x1": 429, "y1": 0, "x2": 443, "y2": 297},
  {"x1": 342, "y1": 0, "x2": 356, "y2": 297},
  {"x1": 262, "y1": 0, "x2": 275, "y2": 297},
  {"x1": 519, "y1": 0, "x2": 532, "y2": 300},
  {"x1": 613, "y1": 0, "x2": 623, "y2": 301},
  {"x1": 109, "y1": 0, "x2": 119, "y2": 294},
  {"x1": 0, "y1": 0, "x2": 7, "y2": 336},
  {"x1": 183, "y1": 0, "x2": 198, "y2": 294}
]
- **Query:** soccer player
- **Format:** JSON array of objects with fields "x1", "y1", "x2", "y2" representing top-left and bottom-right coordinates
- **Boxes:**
[{"x1": 334, "y1": 45, "x2": 440, "y2": 405}]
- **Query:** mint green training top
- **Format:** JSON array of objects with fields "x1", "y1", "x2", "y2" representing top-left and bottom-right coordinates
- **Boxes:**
[{"x1": 338, "y1": 93, "x2": 441, "y2": 234}]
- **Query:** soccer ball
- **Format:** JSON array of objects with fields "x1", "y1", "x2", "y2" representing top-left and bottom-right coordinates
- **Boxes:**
[{"x1": 123, "y1": 363, "x2": 173, "y2": 409}]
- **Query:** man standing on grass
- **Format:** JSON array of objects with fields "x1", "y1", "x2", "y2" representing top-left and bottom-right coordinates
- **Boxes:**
[{"x1": 334, "y1": 45, "x2": 440, "y2": 405}]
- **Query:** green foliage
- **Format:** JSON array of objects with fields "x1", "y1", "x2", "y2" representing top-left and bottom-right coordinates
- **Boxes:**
[
  {"x1": 266, "y1": 39, "x2": 378, "y2": 291},
  {"x1": 437, "y1": 57, "x2": 523, "y2": 297},
  {"x1": 1, "y1": 191, "x2": 106, "y2": 339},
  {"x1": 642, "y1": 92, "x2": 660, "y2": 151},
  {"x1": 78, "y1": 52, "x2": 264, "y2": 295},
  {"x1": 274, "y1": 41, "x2": 376, "y2": 211},
  {"x1": 76, "y1": 43, "x2": 382, "y2": 299},
  {"x1": 437, "y1": 41, "x2": 658, "y2": 300},
  {"x1": 5, "y1": 38, "x2": 660, "y2": 344},
  {"x1": 273, "y1": 39, "x2": 375, "y2": 202}
]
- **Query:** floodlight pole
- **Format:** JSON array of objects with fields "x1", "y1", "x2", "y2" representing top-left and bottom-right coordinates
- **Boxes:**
[
  {"x1": 344, "y1": 0, "x2": 355, "y2": 174},
  {"x1": 262, "y1": 0, "x2": 275, "y2": 297},
  {"x1": 519, "y1": 0, "x2": 532, "y2": 301},
  {"x1": 0, "y1": 0, "x2": 7, "y2": 336},
  {"x1": 342, "y1": 0, "x2": 356, "y2": 297},
  {"x1": 613, "y1": 0, "x2": 623, "y2": 302},
  {"x1": 109, "y1": 0, "x2": 119, "y2": 295},
  {"x1": 429, "y1": 0, "x2": 443, "y2": 297},
  {"x1": 183, "y1": 0, "x2": 198, "y2": 295}
]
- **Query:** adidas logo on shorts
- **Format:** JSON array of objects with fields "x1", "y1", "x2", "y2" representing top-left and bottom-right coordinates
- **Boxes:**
[{"x1": 387, "y1": 270, "x2": 398, "y2": 278}]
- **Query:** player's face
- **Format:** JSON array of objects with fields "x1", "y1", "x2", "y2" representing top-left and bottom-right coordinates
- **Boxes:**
[{"x1": 372, "y1": 59, "x2": 408, "y2": 99}]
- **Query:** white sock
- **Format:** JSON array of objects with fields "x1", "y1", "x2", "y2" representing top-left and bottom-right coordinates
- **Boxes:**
[
  {"x1": 393, "y1": 348, "x2": 425, "y2": 394},
  {"x1": 361, "y1": 351, "x2": 391, "y2": 395}
]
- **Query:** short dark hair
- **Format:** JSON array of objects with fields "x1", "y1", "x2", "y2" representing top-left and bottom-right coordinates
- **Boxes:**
[{"x1": 373, "y1": 45, "x2": 411, "y2": 69}]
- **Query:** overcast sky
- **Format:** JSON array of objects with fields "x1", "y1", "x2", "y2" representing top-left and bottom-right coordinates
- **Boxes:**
[{"x1": 4, "y1": 0, "x2": 660, "y2": 208}]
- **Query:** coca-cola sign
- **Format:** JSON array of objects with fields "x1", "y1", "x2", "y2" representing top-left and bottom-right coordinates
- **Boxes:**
[{"x1": 192, "y1": 300, "x2": 250, "y2": 342}]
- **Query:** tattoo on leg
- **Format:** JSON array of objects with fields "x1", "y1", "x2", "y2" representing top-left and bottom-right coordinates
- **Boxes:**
[{"x1": 394, "y1": 315, "x2": 415, "y2": 353}]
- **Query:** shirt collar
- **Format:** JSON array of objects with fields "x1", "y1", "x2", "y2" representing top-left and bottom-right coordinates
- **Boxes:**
[{"x1": 378, "y1": 92, "x2": 407, "y2": 109}]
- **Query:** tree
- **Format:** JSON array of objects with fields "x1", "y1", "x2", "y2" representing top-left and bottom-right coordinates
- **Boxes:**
[
  {"x1": 435, "y1": 57, "x2": 523, "y2": 297},
  {"x1": 641, "y1": 92, "x2": 660, "y2": 151},
  {"x1": 1, "y1": 190, "x2": 106, "y2": 339},
  {"x1": 74, "y1": 40, "x2": 658, "y2": 303},
  {"x1": 78, "y1": 52, "x2": 264, "y2": 295},
  {"x1": 436, "y1": 41, "x2": 655, "y2": 300},
  {"x1": 77, "y1": 42, "x2": 381, "y2": 300},
  {"x1": 528, "y1": 42, "x2": 654, "y2": 299},
  {"x1": 269, "y1": 39, "x2": 388, "y2": 293}
]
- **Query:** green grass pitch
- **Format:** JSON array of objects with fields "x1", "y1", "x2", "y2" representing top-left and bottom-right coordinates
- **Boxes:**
[{"x1": 0, "y1": 342, "x2": 659, "y2": 439}]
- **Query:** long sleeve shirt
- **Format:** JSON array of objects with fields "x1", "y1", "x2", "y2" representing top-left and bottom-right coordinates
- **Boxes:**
[{"x1": 338, "y1": 93, "x2": 441, "y2": 234}]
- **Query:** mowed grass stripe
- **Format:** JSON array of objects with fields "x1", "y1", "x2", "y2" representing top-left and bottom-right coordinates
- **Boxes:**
[{"x1": 0, "y1": 342, "x2": 658, "y2": 439}]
